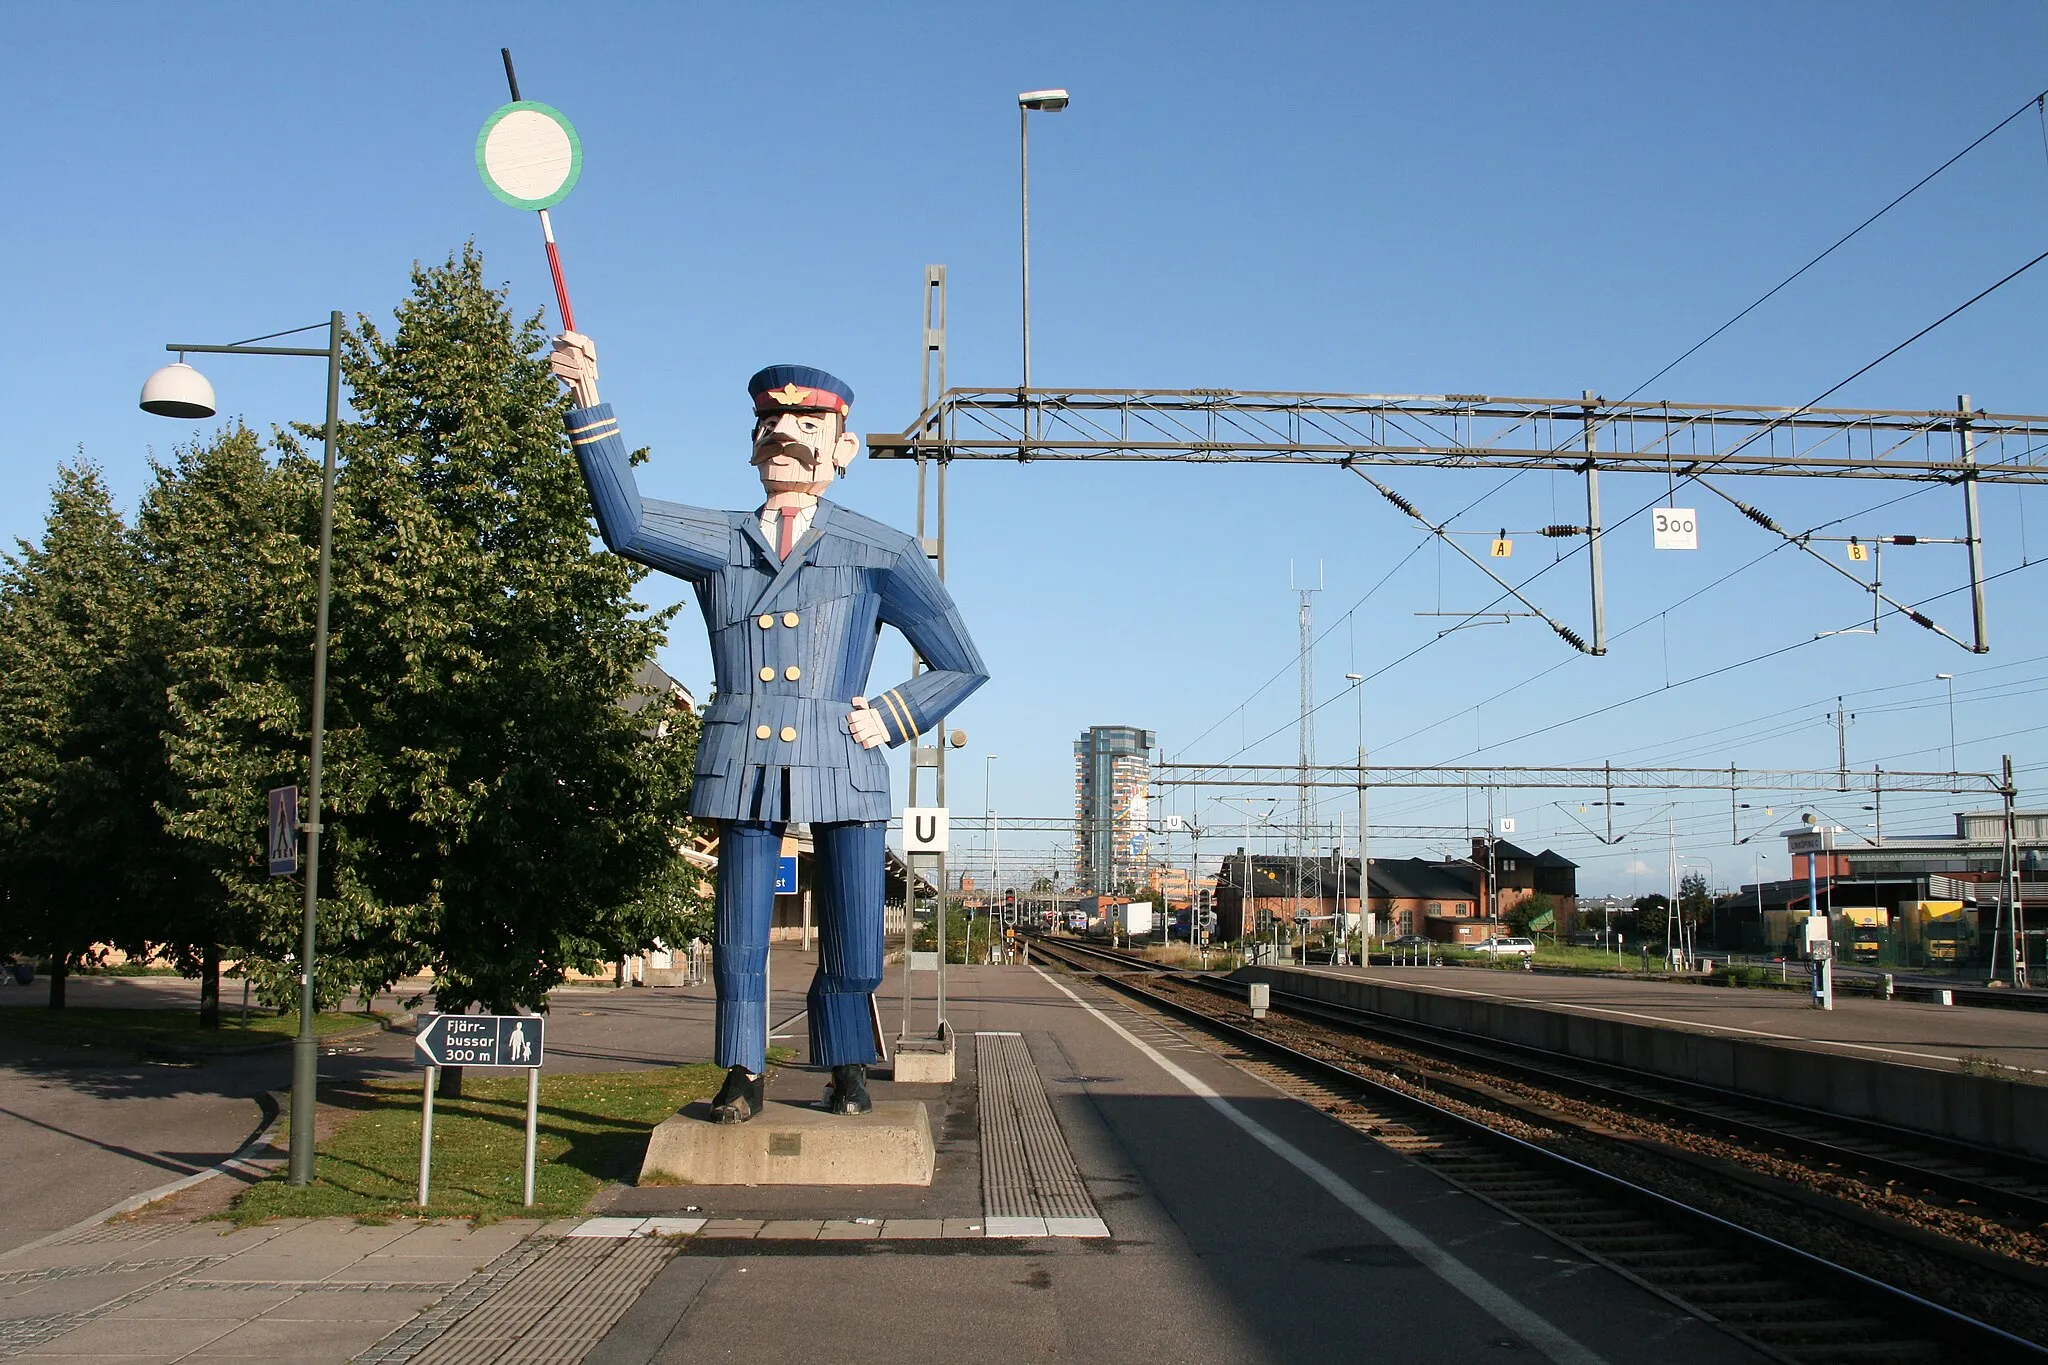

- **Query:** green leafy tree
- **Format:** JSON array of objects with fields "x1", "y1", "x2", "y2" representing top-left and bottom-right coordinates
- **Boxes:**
[
  {"x1": 1507, "y1": 889, "x2": 1557, "y2": 936},
  {"x1": 1678, "y1": 870, "x2": 1713, "y2": 949},
  {"x1": 322, "y1": 245, "x2": 700, "y2": 1012},
  {"x1": 1632, "y1": 892, "x2": 1671, "y2": 951},
  {"x1": 137, "y1": 425, "x2": 333, "y2": 1020},
  {"x1": 0, "y1": 464, "x2": 159, "y2": 1006}
]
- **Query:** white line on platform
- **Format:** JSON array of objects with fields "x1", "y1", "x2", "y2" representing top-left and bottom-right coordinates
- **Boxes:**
[{"x1": 1035, "y1": 967, "x2": 1610, "y2": 1365}]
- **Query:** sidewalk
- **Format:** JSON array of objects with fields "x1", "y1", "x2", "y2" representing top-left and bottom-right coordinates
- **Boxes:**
[{"x1": 0, "y1": 1216, "x2": 541, "y2": 1363}]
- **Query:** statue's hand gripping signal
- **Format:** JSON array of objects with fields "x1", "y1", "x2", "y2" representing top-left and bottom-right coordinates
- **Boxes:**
[{"x1": 554, "y1": 329, "x2": 987, "y2": 1124}]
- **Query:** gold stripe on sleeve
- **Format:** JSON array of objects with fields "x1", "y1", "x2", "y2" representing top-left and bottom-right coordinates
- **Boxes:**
[{"x1": 878, "y1": 690, "x2": 915, "y2": 743}]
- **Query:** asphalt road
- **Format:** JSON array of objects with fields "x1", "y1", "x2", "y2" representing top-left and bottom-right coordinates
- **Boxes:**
[{"x1": 0, "y1": 978, "x2": 283, "y2": 1254}]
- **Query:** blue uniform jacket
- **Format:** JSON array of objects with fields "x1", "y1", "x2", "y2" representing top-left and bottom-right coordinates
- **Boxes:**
[{"x1": 567, "y1": 403, "x2": 988, "y2": 824}]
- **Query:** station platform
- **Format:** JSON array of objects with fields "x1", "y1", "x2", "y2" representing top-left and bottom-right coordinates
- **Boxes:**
[
  {"x1": 1256, "y1": 961, "x2": 2048, "y2": 1076},
  {"x1": 576, "y1": 957, "x2": 1770, "y2": 1365},
  {"x1": 1240, "y1": 961, "x2": 2048, "y2": 1160}
]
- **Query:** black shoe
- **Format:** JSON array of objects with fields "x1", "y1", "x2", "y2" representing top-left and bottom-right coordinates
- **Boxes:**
[
  {"x1": 827, "y1": 1063, "x2": 871, "y2": 1116},
  {"x1": 709, "y1": 1065, "x2": 764, "y2": 1124}
]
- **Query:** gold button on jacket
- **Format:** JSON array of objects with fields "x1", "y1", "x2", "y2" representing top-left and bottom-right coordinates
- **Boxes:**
[
  {"x1": 782, "y1": 611, "x2": 800, "y2": 627},
  {"x1": 784, "y1": 666, "x2": 801, "y2": 681},
  {"x1": 757, "y1": 614, "x2": 774, "y2": 629},
  {"x1": 755, "y1": 725, "x2": 772, "y2": 740},
  {"x1": 759, "y1": 666, "x2": 776, "y2": 682},
  {"x1": 779, "y1": 726, "x2": 798, "y2": 743}
]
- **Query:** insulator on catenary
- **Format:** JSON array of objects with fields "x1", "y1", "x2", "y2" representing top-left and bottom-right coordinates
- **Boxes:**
[
  {"x1": 1890, "y1": 535, "x2": 1918, "y2": 545},
  {"x1": 1540, "y1": 524, "x2": 1589, "y2": 537},
  {"x1": 1738, "y1": 503, "x2": 1782, "y2": 533},
  {"x1": 1909, "y1": 611, "x2": 1936, "y2": 629},
  {"x1": 1378, "y1": 486, "x2": 1422, "y2": 518},
  {"x1": 1554, "y1": 624, "x2": 1591, "y2": 652}
]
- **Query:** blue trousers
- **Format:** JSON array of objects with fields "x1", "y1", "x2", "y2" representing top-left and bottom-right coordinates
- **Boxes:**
[{"x1": 713, "y1": 820, "x2": 886, "y2": 1074}]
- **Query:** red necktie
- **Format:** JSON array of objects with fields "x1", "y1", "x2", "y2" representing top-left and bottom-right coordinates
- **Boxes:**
[{"x1": 778, "y1": 507, "x2": 796, "y2": 560}]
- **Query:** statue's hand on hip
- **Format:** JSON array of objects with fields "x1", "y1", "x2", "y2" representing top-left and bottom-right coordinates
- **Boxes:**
[
  {"x1": 847, "y1": 698, "x2": 890, "y2": 750},
  {"x1": 550, "y1": 332, "x2": 601, "y2": 407}
]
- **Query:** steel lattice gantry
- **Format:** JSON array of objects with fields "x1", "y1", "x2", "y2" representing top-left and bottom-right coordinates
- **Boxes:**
[
  {"x1": 1153, "y1": 760, "x2": 2007, "y2": 794},
  {"x1": 867, "y1": 388, "x2": 2048, "y2": 481},
  {"x1": 869, "y1": 371, "x2": 2048, "y2": 656}
]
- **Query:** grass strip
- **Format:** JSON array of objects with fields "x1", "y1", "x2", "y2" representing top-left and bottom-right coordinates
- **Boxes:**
[
  {"x1": 4, "y1": 1006, "x2": 379, "y2": 1051},
  {"x1": 231, "y1": 1064, "x2": 727, "y2": 1224}
]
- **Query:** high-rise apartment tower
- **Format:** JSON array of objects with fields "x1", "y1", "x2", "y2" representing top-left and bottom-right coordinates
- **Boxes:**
[{"x1": 1073, "y1": 725, "x2": 1154, "y2": 892}]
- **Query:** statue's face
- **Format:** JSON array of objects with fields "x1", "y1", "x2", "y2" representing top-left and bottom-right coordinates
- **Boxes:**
[{"x1": 752, "y1": 408, "x2": 858, "y2": 496}]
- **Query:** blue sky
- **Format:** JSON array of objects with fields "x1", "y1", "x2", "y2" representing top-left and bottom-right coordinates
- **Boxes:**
[{"x1": 9, "y1": 2, "x2": 2048, "y2": 896}]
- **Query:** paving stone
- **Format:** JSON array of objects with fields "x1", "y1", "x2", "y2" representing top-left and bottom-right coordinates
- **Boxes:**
[
  {"x1": 698, "y1": 1220, "x2": 763, "y2": 1237},
  {"x1": 756, "y1": 1221, "x2": 823, "y2": 1240},
  {"x1": 940, "y1": 1219, "x2": 984, "y2": 1239},
  {"x1": 11, "y1": 1314, "x2": 240, "y2": 1356},
  {"x1": 99, "y1": 1286, "x2": 295, "y2": 1320},
  {"x1": 257, "y1": 1289, "x2": 445, "y2": 1321},
  {"x1": 817, "y1": 1221, "x2": 882, "y2": 1240},
  {"x1": 878, "y1": 1219, "x2": 944, "y2": 1239}
]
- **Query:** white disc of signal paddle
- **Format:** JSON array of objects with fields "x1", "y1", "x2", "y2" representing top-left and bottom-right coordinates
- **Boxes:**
[{"x1": 476, "y1": 101, "x2": 582, "y2": 210}]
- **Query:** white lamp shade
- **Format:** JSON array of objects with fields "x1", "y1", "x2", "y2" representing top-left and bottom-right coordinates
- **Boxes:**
[{"x1": 139, "y1": 362, "x2": 216, "y2": 419}]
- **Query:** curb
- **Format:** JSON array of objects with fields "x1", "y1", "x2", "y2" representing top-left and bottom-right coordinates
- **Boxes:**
[{"x1": 0, "y1": 1090, "x2": 284, "y2": 1266}]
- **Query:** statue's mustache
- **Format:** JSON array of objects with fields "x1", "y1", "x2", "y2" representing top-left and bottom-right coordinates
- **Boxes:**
[{"x1": 752, "y1": 435, "x2": 815, "y2": 466}]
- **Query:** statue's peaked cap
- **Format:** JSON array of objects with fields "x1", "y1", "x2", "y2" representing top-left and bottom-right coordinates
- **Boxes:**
[{"x1": 749, "y1": 365, "x2": 853, "y2": 415}]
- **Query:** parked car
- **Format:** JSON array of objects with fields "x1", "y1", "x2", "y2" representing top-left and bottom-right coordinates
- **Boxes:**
[
  {"x1": 1385, "y1": 934, "x2": 1432, "y2": 949},
  {"x1": 1471, "y1": 936, "x2": 1536, "y2": 958}
]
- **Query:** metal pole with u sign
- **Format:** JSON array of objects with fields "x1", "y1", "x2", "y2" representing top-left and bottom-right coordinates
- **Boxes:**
[
  {"x1": 478, "y1": 50, "x2": 582, "y2": 332},
  {"x1": 414, "y1": 1014, "x2": 546, "y2": 1206}
]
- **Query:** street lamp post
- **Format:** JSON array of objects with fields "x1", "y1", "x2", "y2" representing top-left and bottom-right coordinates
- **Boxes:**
[
  {"x1": 1018, "y1": 88, "x2": 1069, "y2": 445},
  {"x1": 1344, "y1": 672, "x2": 1367, "y2": 968},
  {"x1": 140, "y1": 313, "x2": 343, "y2": 1188},
  {"x1": 1935, "y1": 673, "x2": 1957, "y2": 773},
  {"x1": 984, "y1": 754, "x2": 999, "y2": 940}
]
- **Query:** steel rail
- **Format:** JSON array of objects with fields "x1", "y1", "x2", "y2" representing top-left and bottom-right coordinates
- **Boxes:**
[
  {"x1": 1030, "y1": 936, "x2": 2048, "y2": 1362},
  {"x1": 1230, "y1": 974, "x2": 2048, "y2": 1221}
]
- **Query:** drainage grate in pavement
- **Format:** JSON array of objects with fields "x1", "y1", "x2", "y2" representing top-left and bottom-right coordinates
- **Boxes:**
[
  {"x1": 52, "y1": 1221, "x2": 183, "y2": 1249},
  {"x1": 975, "y1": 1032, "x2": 1109, "y2": 1239}
]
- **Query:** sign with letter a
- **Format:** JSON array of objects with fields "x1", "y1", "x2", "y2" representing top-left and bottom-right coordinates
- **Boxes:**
[{"x1": 904, "y1": 807, "x2": 950, "y2": 854}]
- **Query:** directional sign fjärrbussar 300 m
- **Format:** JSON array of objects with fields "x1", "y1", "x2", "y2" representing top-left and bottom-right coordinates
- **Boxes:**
[{"x1": 414, "y1": 1013, "x2": 544, "y2": 1068}]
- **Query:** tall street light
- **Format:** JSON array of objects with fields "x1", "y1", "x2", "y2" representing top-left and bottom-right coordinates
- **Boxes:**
[
  {"x1": 983, "y1": 754, "x2": 1000, "y2": 920},
  {"x1": 1344, "y1": 672, "x2": 1367, "y2": 967},
  {"x1": 1935, "y1": 673, "x2": 1957, "y2": 773},
  {"x1": 1018, "y1": 87, "x2": 1069, "y2": 445},
  {"x1": 141, "y1": 313, "x2": 343, "y2": 1188}
]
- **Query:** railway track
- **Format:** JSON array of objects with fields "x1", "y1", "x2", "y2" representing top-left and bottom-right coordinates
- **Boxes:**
[{"x1": 1028, "y1": 934, "x2": 2048, "y2": 1364}]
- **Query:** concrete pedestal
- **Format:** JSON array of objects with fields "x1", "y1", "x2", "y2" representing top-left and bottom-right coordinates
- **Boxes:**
[
  {"x1": 891, "y1": 1032, "x2": 956, "y2": 1083},
  {"x1": 639, "y1": 1101, "x2": 934, "y2": 1186}
]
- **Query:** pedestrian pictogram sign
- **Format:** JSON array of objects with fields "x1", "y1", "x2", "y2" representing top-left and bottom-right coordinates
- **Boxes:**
[{"x1": 267, "y1": 785, "x2": 299, "y2": 877}]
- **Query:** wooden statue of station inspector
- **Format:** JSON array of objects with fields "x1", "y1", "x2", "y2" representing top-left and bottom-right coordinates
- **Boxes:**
[{"x1": 551, "y1": 333, "x2": 987, "y2": 1122}]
